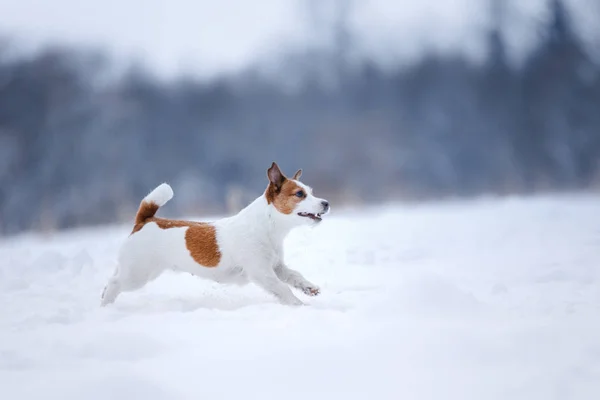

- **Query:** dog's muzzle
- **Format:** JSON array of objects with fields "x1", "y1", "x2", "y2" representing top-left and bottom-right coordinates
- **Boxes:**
[{"x1": 297, "y1": 200, "x2": 330, "y2": 222}]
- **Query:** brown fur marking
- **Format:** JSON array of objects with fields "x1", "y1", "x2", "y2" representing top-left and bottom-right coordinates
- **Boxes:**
[
  {"x1": 265, "y1": 181, "x2": 279, "y2": 205},
  {"x1": 131, "y1": 216, "x2": 221, "y2": 267},
  {"x1": 267, "y1": 180, "x2": 304, "y2": 215},
  {"x1": 135, "y1": 201, "x2": 159, "y2": 226},
  {"x1": 153, "y1": 218, "x2": 203, "y2": 229},
  {"x1": 264, "y1": 162, "x2": 306, "y2": 214},
  {"x1": 184, "y1": 224, "x2": 221, "y2": 267}
]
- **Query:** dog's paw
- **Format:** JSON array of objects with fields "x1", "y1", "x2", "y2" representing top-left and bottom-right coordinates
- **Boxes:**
[{"x1": 302, "y1": 286, "x2": 320, "y2": 296}]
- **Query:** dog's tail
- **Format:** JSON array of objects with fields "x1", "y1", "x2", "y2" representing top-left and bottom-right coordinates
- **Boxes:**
[{"x1": 134, "y1": 183, "x2": 174, "y2": 225}]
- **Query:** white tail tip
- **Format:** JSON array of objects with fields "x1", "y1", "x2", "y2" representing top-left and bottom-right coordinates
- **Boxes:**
[{"x1": 143, "y1": 183, "x2": 173, "y2": 206}]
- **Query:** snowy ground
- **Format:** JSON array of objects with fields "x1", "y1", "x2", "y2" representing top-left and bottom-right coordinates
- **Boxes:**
[{"x1": 1, "y1": 194, "x2": 599, "y2": 400}]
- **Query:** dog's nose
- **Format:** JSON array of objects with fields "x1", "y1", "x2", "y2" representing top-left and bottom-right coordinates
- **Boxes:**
[{"x1": 321, "y1": 200, "x2": 330, "y2": 213}]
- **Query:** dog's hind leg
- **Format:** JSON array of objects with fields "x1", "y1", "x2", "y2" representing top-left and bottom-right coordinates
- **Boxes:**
[
  {"x1": 100, "y1": 276, "x2": 121, "y2": 306},
  {"x1": 100, "y1": 260, "x2": 165, "y2": 306}
]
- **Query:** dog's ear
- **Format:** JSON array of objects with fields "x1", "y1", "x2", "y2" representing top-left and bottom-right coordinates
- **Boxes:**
[
  {"x1": 292, "y1": 169, "x2": 302, "y2": 180},
  {"x1": 267, "y1": 162, "x2": 286, "y2": 190}
]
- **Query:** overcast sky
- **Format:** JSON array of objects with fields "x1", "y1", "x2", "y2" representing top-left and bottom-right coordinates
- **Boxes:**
[{"x1": 0, "y1": 0, "x2": 594, "y2": 79}]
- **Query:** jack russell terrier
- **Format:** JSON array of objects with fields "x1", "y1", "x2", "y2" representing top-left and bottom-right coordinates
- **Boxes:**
[{"x1": 100, "y1": 162, "x2": 330, "y2": 306}]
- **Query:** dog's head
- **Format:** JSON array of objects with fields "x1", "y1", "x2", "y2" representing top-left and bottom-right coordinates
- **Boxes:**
[{"x1": 265, "y1": 162, "x2": 330, "y2": 226}]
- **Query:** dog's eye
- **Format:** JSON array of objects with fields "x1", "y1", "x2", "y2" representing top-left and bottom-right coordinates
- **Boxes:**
[{"x1": 295, "y1": 190, "x2": 305, "y2": 198}]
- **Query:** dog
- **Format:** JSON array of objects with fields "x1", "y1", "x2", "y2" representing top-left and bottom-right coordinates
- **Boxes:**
[{"x1": 100, "y1": 162, "x2": 330, "y2": 306}]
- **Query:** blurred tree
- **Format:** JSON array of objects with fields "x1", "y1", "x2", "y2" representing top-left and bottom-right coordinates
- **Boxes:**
[
  {"x1": 476, "y1": 0, "x2": 522, "y2": 192},
  {"x1": 519, "y1": 0, "x2": 597, "y2": 188},
  {"x1": 1, "y1": 0, "x2": 599, "y2": 234}
]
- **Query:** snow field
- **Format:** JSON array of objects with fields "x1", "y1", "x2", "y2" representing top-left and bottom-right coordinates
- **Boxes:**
[{"x1": 1, "y1": 194, "x2": 599, "y2": 399}]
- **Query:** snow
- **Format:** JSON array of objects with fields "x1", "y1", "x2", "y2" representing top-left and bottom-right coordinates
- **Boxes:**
[{"x1": 1, "y1": 194, "x2": 600, "y2": 399}]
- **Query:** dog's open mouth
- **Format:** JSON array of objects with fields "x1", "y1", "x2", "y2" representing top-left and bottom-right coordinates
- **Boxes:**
[{"x1": 298, "y1": 212, "x2": 323, "y2": 221}]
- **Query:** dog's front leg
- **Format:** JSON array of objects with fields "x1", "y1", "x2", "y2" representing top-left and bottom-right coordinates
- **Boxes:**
[
  {"x1": 248, "y1": 267, "x2": 304, "y2": 306},
  {"x1": 274, "y1": 263, "x2": 320, "y2": 297}
]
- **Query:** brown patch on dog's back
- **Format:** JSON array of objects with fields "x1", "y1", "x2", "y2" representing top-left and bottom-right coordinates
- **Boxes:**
[
  {"x1": 185, "y1": 224, "x2": 221, "y2": 267},
  {"x1": 130, "y1": 217, "x2": 221, "y2": 267}
]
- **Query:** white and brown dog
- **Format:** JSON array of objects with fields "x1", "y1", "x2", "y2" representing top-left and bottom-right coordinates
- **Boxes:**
[{"x1": 100, "y1": 162, "x2": 330, "y2": 306}]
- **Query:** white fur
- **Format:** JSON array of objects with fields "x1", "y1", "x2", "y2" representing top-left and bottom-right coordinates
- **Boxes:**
[
  {"x1": 143, "y1": 183, "x2": 173, "y2": 206},
  {"x1": 101, "y1": 178, "x2": 329, "y2": 306}
]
